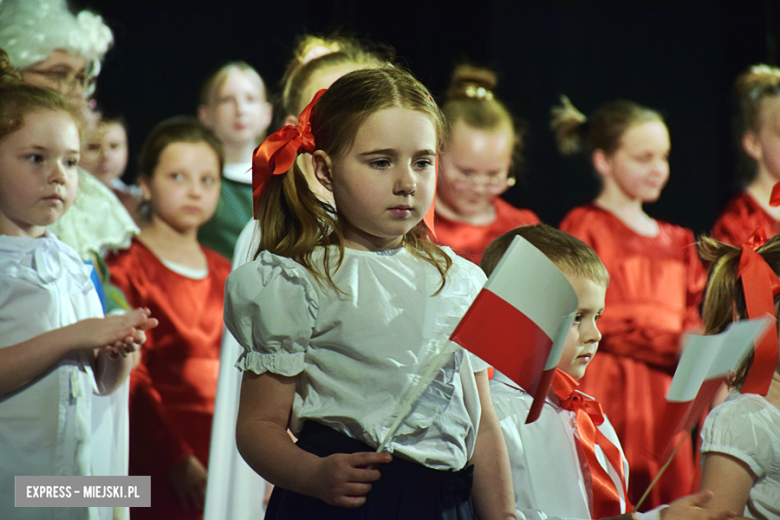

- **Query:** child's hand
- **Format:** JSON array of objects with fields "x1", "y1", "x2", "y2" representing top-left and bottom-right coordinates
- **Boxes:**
[
  {"x1": 169, "y1": 455, "x2": 207, "y2": 512},
  {"x1": 310, "y1": 451, "x2": 391, "y2": 508},
  {"x1": 660, "y1": 490, "x2": 738, "y2": 520},
  {"x1": 100, "y1": 308, "x2": 158, "y2": 356}
]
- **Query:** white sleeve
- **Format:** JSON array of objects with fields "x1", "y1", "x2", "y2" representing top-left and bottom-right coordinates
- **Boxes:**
[{"x1": 224, "y1": 252, "x2": 318, "y2": 377}]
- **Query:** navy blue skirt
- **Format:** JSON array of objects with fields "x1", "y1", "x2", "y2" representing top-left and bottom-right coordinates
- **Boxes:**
[{"x1": 265, "y1": 421, "x2": 475, "y2": 520}]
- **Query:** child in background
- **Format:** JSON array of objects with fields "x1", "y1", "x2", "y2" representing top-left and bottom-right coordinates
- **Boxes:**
[
  {"x1": 434, "y1": 65, "x2": 539, "y2": 265},
  {"x1": 554, "y1": 97, "x2": 706, "y2": 509},
  {"x1": 196, "y1": 62, "x2": 273, "y2": 259},
  {"x1": 106, "y1": 118, "x2": 232, "y2": 520},
  {"x1": 697, "y1": 235, "x2": 780, "y2": 518},
  {"x1": 204, "y1": 36, "x2": 385, "y2": 520},
  {"x1": 484, "y1": 224, "x2": 733, "y2": 520},
  {"x1": 712, "y1": 65, "x2": 780, "y2": 245},
  {"x1": 0, "y1": 58, "x2": 155, "y2": 518},
  {"x1": 80, "y1": 109, "x2": 142, "y2": 223},
  {"x1": 224, "y1": 67, "x2": 515, "y2": 519}
]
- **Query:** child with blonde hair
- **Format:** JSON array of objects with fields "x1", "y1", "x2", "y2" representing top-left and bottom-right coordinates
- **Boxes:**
[
  {"x1": 712, "y1": 64, "x2": 780, "y2": 245},
  {"x1": 106, "y1": 118, "x2": 232, "y2": 519},
  {"x1": 0, "y1": 53, "x2": 156, "y2": 519},
  {"x1": 434, "y1": 64, "x2": 539, "y2": 265},
  {"x1": 225, "y1": 67, "x2": 515, "y2": 519},
  {"x1": 554, "y1": 96, "x2": 706, "y2": 509},
  {"x1": 696, "y1": 234, "x2": 780, "y2": 518},
  {"x1": 196, "y1": 61, "x2": 273, "y2": 259},
  {"x1": 484, "y1": 224, "x2": 734, "y2": 520}
]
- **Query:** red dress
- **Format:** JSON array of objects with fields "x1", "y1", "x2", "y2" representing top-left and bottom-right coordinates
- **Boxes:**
[
  {"x1": 107, "y1": 239, "x2": 231, "y2": 520},
  {"x1": 711, "y1": 190, "x2": 779, "y2": 246},
  {"x1": 559, "y1": 204, "x2": 706, "y2": 510},
  {"x1": 434, "y1": 198, "x2": 540, "y2": 265}
]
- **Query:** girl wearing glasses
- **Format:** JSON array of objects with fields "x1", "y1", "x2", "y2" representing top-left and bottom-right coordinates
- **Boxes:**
[{"x1": 433, "y1": 65, "x2": 539, "y2": 265}]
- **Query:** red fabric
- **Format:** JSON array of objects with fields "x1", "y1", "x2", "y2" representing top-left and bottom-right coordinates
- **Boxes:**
[
  {"x1": 433, "y1": 198, "x2": 540, "y2": 265},
  {"x1": 559, "y1": 204, "x2": 706, "y2": 511},
  {"x1": 737, "y1": 230, "x2": 780, "y2": 395},
  {"x1": 252, "y1": 89, "x2": 324, "y2": 217},
  {"x1": 552, "y1": 369, "x2": 630, "y2": 519},
  {"x1": 106, "y1": 239, "x2": 231, "y2": 520},
  {"x1": 711, "y1": 191, "x2": 779, "y2": 247}
]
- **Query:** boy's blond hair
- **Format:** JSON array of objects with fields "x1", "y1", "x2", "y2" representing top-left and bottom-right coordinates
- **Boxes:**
[{"x1": 481, "y1": 223, "x2": 609, "y2": 287}]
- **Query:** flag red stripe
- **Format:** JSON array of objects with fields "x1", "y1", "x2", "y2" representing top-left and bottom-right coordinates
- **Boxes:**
[
  {"x1": 450, "y1": 289, "x2": 553, "y2": 394},
  {"x1": 655, "y1": 377, "x2": 725, "y2": 460}
]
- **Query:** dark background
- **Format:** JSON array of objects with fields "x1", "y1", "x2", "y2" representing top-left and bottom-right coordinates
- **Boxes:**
[{"x1": 76, "y1": 0, "x2": 778, "y2": 234}]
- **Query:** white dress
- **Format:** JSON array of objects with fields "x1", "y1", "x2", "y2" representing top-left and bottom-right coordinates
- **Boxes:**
[
  {"x1": 224, "y1": 245, "x2": 488, "y2": 470},
  {"x1": 0, "y1": 233, "x2": 101, "y2": 520},
  {"x1": 490, "y1": 371, "x2": 660, "y2": 520},
  {"x1": 203, "y1": 220, "x2": 267, "y2": 520},
  {"x1": 701, "y1": 391, "x2": 780, "y2": 520}
]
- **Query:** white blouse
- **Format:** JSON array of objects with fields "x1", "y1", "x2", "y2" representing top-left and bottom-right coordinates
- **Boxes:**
[
  {"x1": 491, "y1": 372, "x2": 660, "y2": 520},
  {"x1": 224, "y1": 245, "x2": 488, "y2": 470},
  {"x1": 0, "y1": 234, "x2": 102, "y2": 519},
  {"x1": 701, "y1": 391, "x2": 780, "y2": 520}
]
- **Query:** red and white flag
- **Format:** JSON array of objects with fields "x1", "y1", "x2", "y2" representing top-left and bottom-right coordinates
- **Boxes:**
[
  {"x1": 450, "y1": 235, "x2": 578, "y2": 423},
  {"x1": 654, "y1": 317, "x2": 772, "y2": 459}
]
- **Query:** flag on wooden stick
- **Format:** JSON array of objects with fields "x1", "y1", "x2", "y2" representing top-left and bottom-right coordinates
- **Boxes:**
[{"x1": 450, "y1": 235, "x2": 578, "y2": 423}]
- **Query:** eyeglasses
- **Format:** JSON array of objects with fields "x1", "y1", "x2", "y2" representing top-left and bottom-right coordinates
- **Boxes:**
[
  {"x1": 23, "y1": 67, "x2": 96, "y2": 98},
  {"x1": 450, "y1": 171, "x2": 516, "y2": 192}
]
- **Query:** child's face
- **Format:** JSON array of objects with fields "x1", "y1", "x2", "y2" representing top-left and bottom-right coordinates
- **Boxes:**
[
  {"x1": 744, "y1": 95, "x2": 780, "y2": 182},
  {"x1": 0, "y1": 110, "x2": 80, "y2": 238},
  {"x1": 141, "y1": 142, "x2": 221, "y2": 234},
  {"x1": 556, "y1": 273, "x2": 607, "y2": 379},
  {"x1": 313, "y1": 106, "x2": 437, "y2": 251},
  {"x1": 200, "y1": 69, "x2": 271, "y2": 150},
  {"x1": 600, "y1": 120, "x2": 670, "y2": 203},
  {"x1": 437, "y1": 121, "x2": 513, "y2": 219},
  {"x1": 80, "y1": 122, "x2": 128, "y2": 185}
]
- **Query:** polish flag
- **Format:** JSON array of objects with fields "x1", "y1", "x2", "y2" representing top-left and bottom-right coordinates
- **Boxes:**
[
  {"x1": 450, "y1": 235, "x2": 578, "y2": 423},
  {"x1": 654, "y1": 317, "x2": 772, "y2": 459}
]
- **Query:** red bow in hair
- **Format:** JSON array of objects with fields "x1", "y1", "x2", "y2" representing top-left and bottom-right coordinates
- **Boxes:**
[
  {"x1": 252, "y1": 89, "x2": 327, "y2": 218},
  {"x1": 771, "y1": 181, "x2": 780, "y2": 207},
  {"x1": 738, "y1": 228, "x2": 780, "y2": 395},
  {"x1": 552, "y1": 369, "x2": 630, "y2": 518}
]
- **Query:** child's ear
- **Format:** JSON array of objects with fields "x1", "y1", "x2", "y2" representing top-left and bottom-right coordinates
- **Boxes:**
[
  {"x1": 742, "y1": 131, "x2": 762, "y2": 161},
  {"x1": 592, "y1": 149, "x2": 611, "y2": 179},
  {"x1": 138, "y1": 175, "x2": 152, "y2": 200},
  {"x1": 312, "y1": 151, "x2": 334, "y2": 193},
  {"x1": 197, "y1": 105, "x2": 213, "y2": 129}
]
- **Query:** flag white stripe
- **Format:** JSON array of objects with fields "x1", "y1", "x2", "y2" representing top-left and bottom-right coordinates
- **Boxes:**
[{"x1": 485, "y1": 236, "x2": 578, "y2": 340}]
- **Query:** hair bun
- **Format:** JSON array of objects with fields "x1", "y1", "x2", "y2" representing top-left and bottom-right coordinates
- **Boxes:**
[
  {"x1": 735, "y1": 64, "x2": 780, "y2": 98},
  {"x1": 550, "y1": 95, "x2": 587, "y2": 155},
  {"x1": 446, "y1": 65, "x2": 498, "y2": 102}
]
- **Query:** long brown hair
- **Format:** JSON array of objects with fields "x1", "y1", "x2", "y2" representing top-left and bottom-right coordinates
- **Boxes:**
[
  {"x1": 698, "y1": 234, "x2": 780, "y2": 388},
  {"x1": 256, "y1": 67, "x2": 452, "y2": 292}
]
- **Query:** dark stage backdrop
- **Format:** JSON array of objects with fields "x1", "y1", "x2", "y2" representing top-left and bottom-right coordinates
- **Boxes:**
[{"x1": 77, "y1": 0, "x2": 775, "y2": 234}]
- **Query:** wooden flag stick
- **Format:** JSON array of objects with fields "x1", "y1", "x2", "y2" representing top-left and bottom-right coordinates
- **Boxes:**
[{"x1": 633, "y1": 434, "x2": 688, "y2": 512}]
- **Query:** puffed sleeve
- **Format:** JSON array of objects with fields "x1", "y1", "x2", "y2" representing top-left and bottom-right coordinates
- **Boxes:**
[
  {"x1": 700, "y1": 395, "x2": 778, "y2": 479},
  {"x1": 224, "y1": 251, "x2": 319, "y2": 377}
]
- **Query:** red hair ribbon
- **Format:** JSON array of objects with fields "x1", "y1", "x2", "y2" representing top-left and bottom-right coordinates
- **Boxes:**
[
  {"x1": 770, "y1": 181, "x2": 780, "y2": 207},
  {"x1": 738, "y1": 228, "x2": 780, "y2": 395},
  {"x1": 552, "y1": 369, "x2": 631, "y2": 519},
  {"x1": 252, "y1": 89, "x2": 327, "y2": 218}
]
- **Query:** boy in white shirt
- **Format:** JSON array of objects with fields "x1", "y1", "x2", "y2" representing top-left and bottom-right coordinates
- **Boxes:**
[{"x1": 482, "y1": 224, "x2": 737, "y2": 520}]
